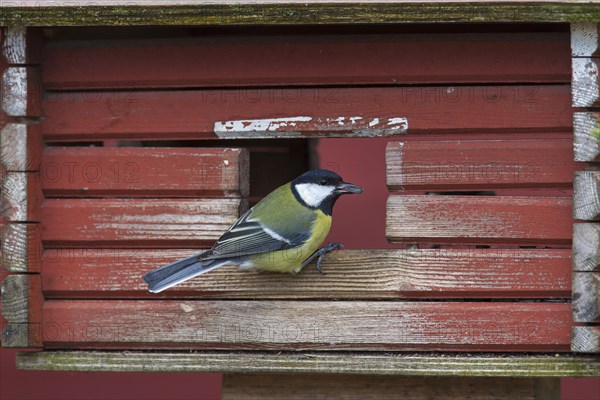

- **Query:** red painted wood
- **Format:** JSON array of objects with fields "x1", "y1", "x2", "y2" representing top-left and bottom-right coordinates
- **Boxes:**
[
  {"x1": 41, "y1": 300, "x2": 571, "y2": 352},
  {"x1": 41, "y1": 147, "x2": 249, "y2": 197},
  {"x1": 42, "y1": 32, "x2": 569, "y2": 90},
  {"x1": 386, "y1": 195, "x2": 573, "y2": 245},
  {"x1": 386, "y1": 139, "x2": 577, "y2": 191},
  {"x1": 40, "y1": 248, "x2": 571, "y2": 299},
  {"x1": 41, "y1": 85, "x2": 571, "y2": 141},
  {"x1": 41, "y1": 198, "x2": 246, "y2": 248}
]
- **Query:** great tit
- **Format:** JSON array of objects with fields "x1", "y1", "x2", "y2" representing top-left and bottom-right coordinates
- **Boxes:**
[{"x1": 143, "y1": 169, "x2": 362, "y2": 293}]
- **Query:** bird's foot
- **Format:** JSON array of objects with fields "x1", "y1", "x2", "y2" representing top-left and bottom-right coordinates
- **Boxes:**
[{"x1": 302, "y1": 242, "x2": 343, "y2": 274}]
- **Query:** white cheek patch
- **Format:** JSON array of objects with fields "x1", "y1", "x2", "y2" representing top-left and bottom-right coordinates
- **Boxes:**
[{"x1": 295, "y1": 183, "x2": 335, "y2": 207}]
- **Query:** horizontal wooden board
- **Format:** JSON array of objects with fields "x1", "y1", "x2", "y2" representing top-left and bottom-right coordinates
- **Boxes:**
[
  {"x1": 16, "y1": 351, "x2": 600, "y2": 376},
  {"x1": 41, "y1": 300, "x2": 571, "y2": 351},
  {"x1": 386, "y1": 140, "x2": 576, "y2": 191},
  {"x1": 1, "y1": 2, "x2": 600, "y2": 26},
  {"x1": 222, "y1": 374, "x2": 556, "y2": 400},
  {"x1": 41, "y1": 147, "x2": 249, "y2": 197},
  {"x1": 41, "y1": 198, "x2": 246, "y2": 247},
  {"x1": 42, "y1": 33, "x2": 569, "y2": 90},
  {"x1": 386, "y1": 195, "x2": 572, "y2": 245},
  {"x1": 41, "y1": 85, "x2": 571, "y2": 141},
  {"x1": 41, "y1": 249, "x2": 571, "y2": 299}
]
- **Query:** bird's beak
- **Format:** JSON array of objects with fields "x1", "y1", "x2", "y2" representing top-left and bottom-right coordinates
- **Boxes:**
[{"x1": 334, "y1": 181, "x2": 363, "y2": 194}]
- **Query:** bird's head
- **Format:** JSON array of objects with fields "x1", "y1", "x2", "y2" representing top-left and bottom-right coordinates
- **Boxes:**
[{"x1": 291, "y1": 169, "x2": 363, "y2": 215}]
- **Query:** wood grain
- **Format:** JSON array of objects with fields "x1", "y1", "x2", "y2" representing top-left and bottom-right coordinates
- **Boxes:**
[
  {"x1": 1, "y1": 27, "x2": 42, "y2": 64},
  {"x1": 573, "y1": 171, "x2": 600, "y2": 221},
  {"x1": 572, "y1": 58, "x2": 599, "y2": 108},
  {"x1": 1, "y1": 223, "x2": 42, "y2": 273},
  {"x1": 41, "y1": 198, "x2": 246, "y2": 247},
  {"x1": 16, "y1": 351, "x2": 600, "y2": 376},
  {"x1": 1, "y1": 274, "x2": 42, "y2": 347},
  {"x1": 0, "y1": 123, "x2": 43, "y2": 172},
  {"x1": 1, "y1": 172, "x2": 43, "y2": 222},
  {"x1": 573, "y1": 112, "x2": 600, "y2": 162},
  {"x1": 386, "y1": 140, "x2": 575, "y2": 191},
  {"x1": 42, "y1": 32, "x2": 569, "y2": 90},
  {"x1": 1, "y1": 2, "x2": 600, "y2": 26},
  {"x1": 572, "y1": 272, "x2": 600, "y2": 323},
  {"x1": 571, "y1": 23, "x2": 600, "y2": 57},
  {"x1": 41, "y1": 85, "x2": 571, "y2": 141},
  {"x1": 572, "y1": 326, "x2": 600, "y2": 353},
  {"x1": 40, "y1": 300, "x2": 571, "y2": 351},
  {"x1": 41, "y1": 147, "x2": 249, "y2": 197},
  {"x1": 41, "y1": 248, "x2": 571, "y2": 299},
  {"x1": 1, "y1": 66, "x2": 41, "y2": 116},
  {"x1": 386, "y1": 195, "x2": 572, "y2": 245},
  {"x1": 222, "y1": 374, "x2": 558, "y2": 400},
  {"x1": 573, "y1": 223, "x2": 600, "y2": 272}
]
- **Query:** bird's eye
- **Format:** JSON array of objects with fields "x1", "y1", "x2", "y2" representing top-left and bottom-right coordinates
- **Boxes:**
[{"x1": 319, "y1": 179, "x2": 327, "y2": 186}]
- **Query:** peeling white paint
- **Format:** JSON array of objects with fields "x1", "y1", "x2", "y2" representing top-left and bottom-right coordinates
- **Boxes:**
[
  {"x1": 2, "y1": 67, "x2": 28, "y2": 116},
  {"x1": 369, "y1": 118, "x2": 380, "y2": 127},
  {"x1": 214, "y1": 117, "x2": 312, "y2": 133},
  {"x1": 3, "y1": 27, "x2": 27, "y2": 64},
  {"x1": 571, "y1": 22, "x2": 599, "y2": 57},
  {"x1": 223, "y1": 159, "x2": 229, "y2": 166},
  {"x1": 180, "y1": 304, "x2": 194, "y2": 313}
]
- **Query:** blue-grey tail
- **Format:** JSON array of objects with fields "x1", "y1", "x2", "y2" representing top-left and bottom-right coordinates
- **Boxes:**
[{"x1": 143, "y1": 251, "x2": 226, "y2": 293}]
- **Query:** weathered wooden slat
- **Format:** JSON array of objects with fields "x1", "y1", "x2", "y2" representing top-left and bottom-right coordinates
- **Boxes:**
[
  {"x1": 1, "y1": 223, "x2": 42, "y2": 273},
  {"x1": 1, "y1": 27, "x2": 42, "y2": 64},
  {"x1": 42, "y1": 32, "x2": 569, "y2": 90},
  {"x1": 573, "y1": 171, "x2": 600, "y2": 221},
  {"x1": 1, "y1": 274, "x2": 42, "y2": 347},
  {"x1": 571, "y1": 23, "x2": 600, "y2": 58},
  {"x1": 222, "y1": 374, "x2": 558, "y2": 400},
  {"x1": 386, "y1": 195, "x2": 572, "y2": 245},
  {"x1": 41, "y1": 85, "x2": 571, "y2": 141},
  {"x1": 572, "y1": 326, "x2": 600, "y2": 353},
  {"x1": 1, "y1": 172, "x2": 42, "y2": 222},
  {"x1": 1, "y1": 66, "x2": 41, "y2": 116},
  {"x1": 573, "y1": 112, "x2": 600, "y2": 162},
  {"x1": 41, "y1": 198, "x2": 246, "y2": 247},
  {"x1": 41, "y1": 249, "x2": 571, "y2": 299},
  {"x1": 41, "y1": 147, "x2": 249, "y2": 197},
  {"x1": 572, "y1": 272, "x2": 600, "y2": 323},
  {"x1": 1, "y1": 3, "x2": 600, "y2": 26},
  {"x1": 572, "y1": 58, "x2": 599, "y2": 108},
  {"x1": 386, "y1": 140, "x2": 575, "y2": 191},
  {"x1": 0, "y1": 123, "x2": 43, "y2": 172},
  {"x1": 16, "y1": 351, "x2": 600, "y2": 376},
  {"x1": 40, "y1": 300, "x2": 570, "y2": 351},
  {"x1": 573, "y1": 223, "x2": 600, "y2": 272}
]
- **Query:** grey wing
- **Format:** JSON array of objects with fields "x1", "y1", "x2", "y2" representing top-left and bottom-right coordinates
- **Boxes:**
[{"x1": 201, "y1": 209, "x2": 310, "y2": 260}]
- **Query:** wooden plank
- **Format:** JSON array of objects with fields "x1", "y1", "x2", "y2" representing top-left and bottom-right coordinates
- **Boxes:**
[
  {"x1": 222, "y1": 374, "x2": 558, "y2": 400},
  {"x1": 1, "y1": 2, "x2": 600, "y2": 26},
  {"x1": 1, "y1": 223, "x2": 42, "y2": 273},
  {"x1": 1, "y1": 172, "x2": 42, "y2": 222},
  {"x1": 386, "y1": 140, "x2": 575, "y2": 191},
  {"x1": 573, "y1": 223, "x2": 600, "y2": 272},
  {"x1": 572, "y1": 326, "x2": 600, "y2": 353},
  {"x1": 386, "y1": 195, "x2": 572, "y2": 245},
  {"x1": 0, "y1": 123, "x2": 43, "y2": 171},
  {"x1": 41, "y1": 249, "x2": 571, "y2": 299},
  {"x1": 1, "y1": 274, "x2": 42, "y2": 347},
  {"x1": 1, "y1": 27, "x2": 42, "y2": 64},
  {"x1": 572, "y1": 58, "x2": 599, "y2": 108},
  {"x1": 40, "y1": 300, "x2": 570, "y2": 351},
  {"x1": 573, "y1": 112, "x2": 600, "y2": 162},
  {"x1": 571, "y1": 23, "x2": 600, "y2": 58},
  {"x1": 40, "y1": 85, "x2": 572, "y2": 141},
  {"x1": 42, "y1": 32, "x2": 569, "y2": 90},
  {"x1": 572, "y1": 272, "x2": 600, "y2": 323},
  {"x1": 1, "y1": 66, "x2": 41, "y2": 116},
  {"x1": 573, "y1": 171, "x2": 600, "y2": 220},
  {"x1": 16, "y1": 351, "x2": 600, "y2": 376},
  {"x1": 41, "y1": 147, "x2": 249, "y2": 197},
  {"x1": 41, "y1": 198, "x2": 246, "y2": 247}
]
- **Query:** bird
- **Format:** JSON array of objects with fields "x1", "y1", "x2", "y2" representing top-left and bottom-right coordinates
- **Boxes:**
[{"x1": 142, "y1": 169, "x2": 363, "y2": 293}]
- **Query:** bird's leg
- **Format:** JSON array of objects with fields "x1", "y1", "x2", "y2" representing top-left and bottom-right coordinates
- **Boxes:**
[{"x1": 302, "y1": 242, "x2": 343, "y2": 274}]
